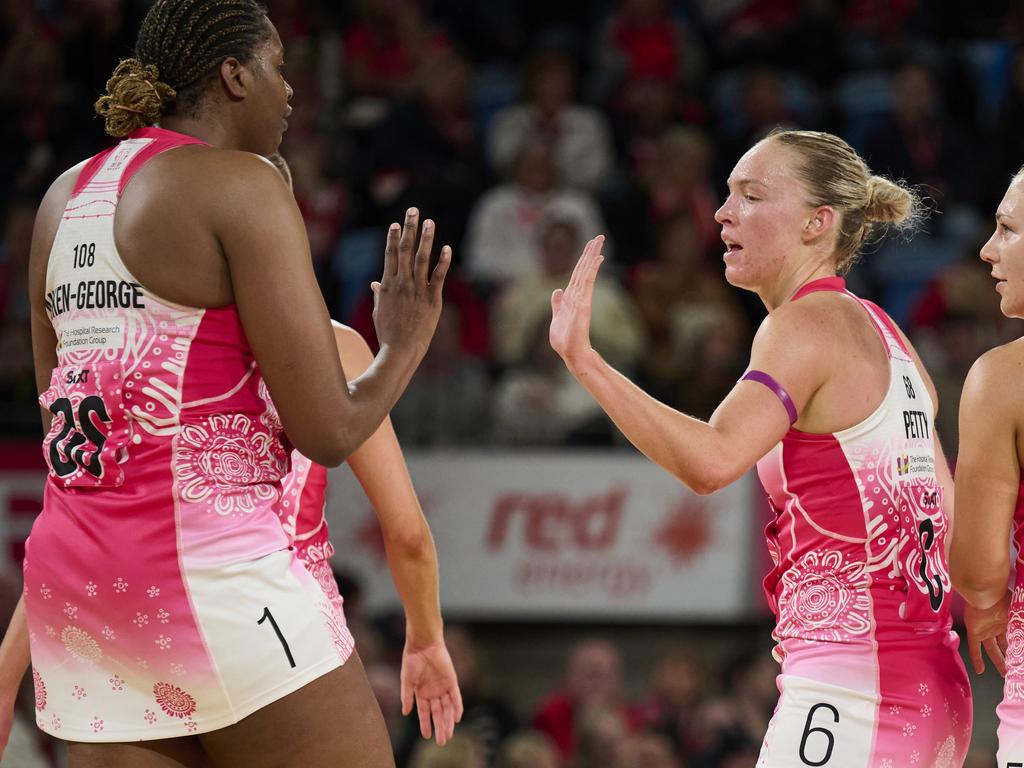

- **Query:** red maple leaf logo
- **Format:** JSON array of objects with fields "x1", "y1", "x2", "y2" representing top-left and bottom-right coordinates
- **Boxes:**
[{"x1": 653, "y1": 497, "x2": 711, "y2": 568}]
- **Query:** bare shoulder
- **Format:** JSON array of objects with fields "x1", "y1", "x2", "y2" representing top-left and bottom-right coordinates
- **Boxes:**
[
  {"x1": 30, "y1": 160, "x2": 89, "y2": 278},
  {"x1": 142, "y1": 148, "x2": 290, "y2": 209},
  {"x1": 331, "y1": 322, "x2": 373, "y2": 359},
  {"x1": 963, "y1": 338, "x2": 1024, "y2": 411},
  {"x1": 330, "y1": 322, "x2": 375, "y2": 378},
  {"x1": 752, "y1": 295, "x2": 834, "y2": 357}
]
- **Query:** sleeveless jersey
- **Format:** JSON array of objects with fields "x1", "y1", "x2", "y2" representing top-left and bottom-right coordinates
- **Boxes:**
[
  {"x1": 754, "y1": 277, "x2": 970, "y2": 767},
  {"x1": 23, "y1": 127, "x2": 352, "y2": 742},
  {"x1": 275, "y1": 436, "x2": 350, "y2": 637},
  {"x1": 997, "y1": 477, "x2": 1024, "y2": 766}
]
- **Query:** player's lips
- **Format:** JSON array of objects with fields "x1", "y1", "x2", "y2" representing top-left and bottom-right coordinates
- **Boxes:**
[
  {"x1": 993, "y1": 273, "x2": 1007, "y2": 292},
  {"x1": 722, "y1": 235, "x2": 744, "y2": 258}
]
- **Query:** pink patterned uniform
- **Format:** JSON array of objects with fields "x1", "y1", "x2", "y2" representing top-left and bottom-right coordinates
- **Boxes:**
[
  {"x1": 23, "y1": 127, "x2": 353, "y2": 742},
  {"x1": 275, "y1": 423, "x2": 352, "y2": 657},
  {"x1": 997, "y1": 479, "x2": 1024, "y2": 767},
  {"x1": 754, "y1": 277, "x2": 971, "y2": 768}
]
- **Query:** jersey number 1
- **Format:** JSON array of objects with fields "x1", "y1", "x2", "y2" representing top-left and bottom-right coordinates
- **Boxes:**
[{"x1": 258, "y1": 607, "x2": 296, "y2": 668}]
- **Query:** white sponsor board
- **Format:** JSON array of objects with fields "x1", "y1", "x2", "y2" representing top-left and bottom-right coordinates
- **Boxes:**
[{"x1": 324, "y1": 452, "x2": 758, "y2": 621}]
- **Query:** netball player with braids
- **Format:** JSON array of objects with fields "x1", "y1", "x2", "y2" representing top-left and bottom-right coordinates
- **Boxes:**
[
  {"x1": 550, "y1": 130, "x2": 971, "y2": 766},
  {"x1": 950, "y1": 168, "x2": 1024, "y2": 767},
  {"x1": 13, "y1": 0, "x2": 456, "y2": 765}
]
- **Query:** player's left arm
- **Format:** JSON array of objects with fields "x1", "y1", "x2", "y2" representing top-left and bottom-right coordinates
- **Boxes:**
[
  {"x1": 332, "y1": 323, "x2": 462, "y2": 744},
  {"x1": 950, "y1": 347, "x2": 1021, "y2": 609}
]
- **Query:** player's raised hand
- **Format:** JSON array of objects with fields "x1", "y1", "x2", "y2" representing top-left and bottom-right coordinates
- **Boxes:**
[
  {"x1": 400, "y1": 638, "x2": 463, "y2": 746},
  {"x1": 550, "y1": 235, "x2": 605, "y2": 368},
  {"x1": 372, "y1": 207, "x2": 451, "y2": 358}
]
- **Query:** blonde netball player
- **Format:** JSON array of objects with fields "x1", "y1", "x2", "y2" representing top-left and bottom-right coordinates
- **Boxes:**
[
  {"x1": 950, "y1": 166, "x2": 1024, "y2": 768},
  {"x1": 550, "y1": 130, "x2": 971, "y2": 767},
  {"x1": 17, "y1": 0, "x2": 453, "y2": 765}
]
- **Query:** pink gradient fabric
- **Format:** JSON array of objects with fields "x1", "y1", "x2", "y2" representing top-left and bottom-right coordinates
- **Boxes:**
[
  {"x1": 755, "y1": 277, "x2": 971, "y2": 767},
  {"x1": 24, "y1": 128, "x2": 348, "y2": 742}
]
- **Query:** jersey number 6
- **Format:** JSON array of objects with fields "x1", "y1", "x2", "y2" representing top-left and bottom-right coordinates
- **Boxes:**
[{"x1": 799, "y1": 702, "x2": 839, "y2": 766}]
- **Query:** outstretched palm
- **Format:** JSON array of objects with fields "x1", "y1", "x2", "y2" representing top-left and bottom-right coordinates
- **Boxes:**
[
  {"x1": 550, "y1": 235, "x2": 605, "y2": 364},
  {"x1": 400, "y1": 640, "x2": 463, "y2": 746}
]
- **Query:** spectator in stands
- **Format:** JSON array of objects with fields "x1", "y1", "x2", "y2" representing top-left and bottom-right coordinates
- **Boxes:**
[
  {"x1": 532, "y1": 639, "x2": 642, "y2": 762},
  {"x1": 632, "y1": 214, "x2": 749, "y2": 403},
  {"x1": 409, "y1": 733, "x2": 487, "y2": 768},
  {"x1": 592, "y1": 0, "x2": 704, "y2": 105},
  {"x1": 342, "y1": 0, "x2": 452, "y2": 101},
  {"x1": 572, "y1": 705, "x2": 630, "y2": 768},
  {"x1": 613, "y1": 731, "x2": 680, "y2": 768},
  {"x1": 492, "y1": 217, "x2": 645, "y2": 373},
  {"x1": 492, "y1": 317, "x2": 612, "y2": 445},
  {"x1": 641, "y1": 126, "x2": 720, "y2": 252},
  {"x1": 865, "y1": 61, "x2": 979, "y2": 221},
  {"x1": 464, "y1": 140, "x2": 608, "y2": 286},
  {"x1": 488, "y1": 49, "x2": 614, "y2": 193},
  {"x1": 638, "y1": 645, "x2": 707, "y2": 762},
  {"x1": 364, "y1": 49, "x2": 486, "y2": 255},
  {"x1": 389, "y1": 303, "x2": 491, "y2": 446},
  {"x1": 692, "y1": 647, "x2": 777, "y2": 766},
  {"x1": 493, "y1": 731, "x2": 560, "y2": 768}
]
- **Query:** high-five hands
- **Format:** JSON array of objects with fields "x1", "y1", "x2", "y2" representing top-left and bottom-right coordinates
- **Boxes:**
[
  {"x1": 550, "y1": 235, "x2": 605, "y2": 367},
  {"x1": 372, "y1": 208, "x2": 452, "y2": 357}
]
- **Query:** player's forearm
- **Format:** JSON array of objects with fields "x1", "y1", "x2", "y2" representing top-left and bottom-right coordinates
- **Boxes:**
[
  {"x1": 383, "y1": 522, "x2": 443, "y2": 648},
  {"x1": 0, "y1": 598, "x2": 30, "y2": 695},
  {"x1": 334, "y1": 343, "x2": 423, "y2": 458},
  {"x1": 565, "y1": 348, "x2": 736, "y2": 494}
]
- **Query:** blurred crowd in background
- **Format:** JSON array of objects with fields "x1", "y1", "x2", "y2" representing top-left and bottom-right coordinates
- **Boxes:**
[{"x1": 4, "y1": 0, "x2": 1024, "y2": 765}]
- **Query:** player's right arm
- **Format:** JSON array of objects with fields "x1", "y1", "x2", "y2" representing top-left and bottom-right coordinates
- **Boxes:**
[
  {"x1": 550, "y1": 237, "x2": 828, "y2": 495},
  {"x1": 332, "y1": 324, "x2": 462, "y2": 745},
  {"x1": 950, "y1": 343, "x2": 1023, "y2": 673},
  {"x1": 208, "y1": 153, "x2": 450, "y2": 467}
]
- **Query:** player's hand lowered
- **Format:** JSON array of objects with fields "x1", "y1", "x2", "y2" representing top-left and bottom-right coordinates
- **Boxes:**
[
  {"x1": 550, "y1": 235, "x2": 605, "y2": 370},
  {"x1": 400, "y1": 638, "x2": 463, "y2": 746},
  {"x1": 964, "y1": 590, "x2": 1010, "y2": 677}
]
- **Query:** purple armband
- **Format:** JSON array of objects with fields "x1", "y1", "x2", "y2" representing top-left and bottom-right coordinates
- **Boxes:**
[{"x1": 741, "y1": 370, "x2": 798, "y2": 425}]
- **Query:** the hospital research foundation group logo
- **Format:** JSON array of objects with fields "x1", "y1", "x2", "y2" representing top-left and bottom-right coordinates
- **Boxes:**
[
  {"x1": 897, "y1": 453, "x2": 910, "y2": 477},
  {"x1": 483, "y1": 487, "x2": 713, "y2": 598}
]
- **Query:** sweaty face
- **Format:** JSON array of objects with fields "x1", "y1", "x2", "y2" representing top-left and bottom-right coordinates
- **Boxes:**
[
  {"x1": 714, "y1": 139, "x2": 813, "y2": 293},
  {"x1": 244, "y1": 22, "x2": 293, "y2": 156},
  {"x1": 980, "y1": 177, "x2": 1024, "y2": 318}
]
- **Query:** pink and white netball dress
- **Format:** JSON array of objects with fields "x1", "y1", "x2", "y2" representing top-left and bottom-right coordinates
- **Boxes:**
[
  {"x1": 997, "y1": 479, "x2": 1024, "y2": 767},
  {"x1": 751, "y1": 277, "x2": 971, "y2": 768},
  {"x1": 23, "y1": 127, "x2": 352, "y2": 742},
  {"x1": 273, "y1": 408, "x2": 353, "y2": 657}
]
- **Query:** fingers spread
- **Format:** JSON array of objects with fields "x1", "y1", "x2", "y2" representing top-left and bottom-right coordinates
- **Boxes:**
[
  {"x1": 382, "y1": 224, "x2": 400, "y2": 278},
  {"x1": 398, "y1": 208, "x2": 420, "y2": 278},
  {"x1": 430, "y1": 696, "x2": 446, "y2": 746},
  {"x1": 430, "y1": 246, "x2": 452, "y2": 301},
  {"x1": 400, "y1": 679, "x2": 413, "y2": 717},
  {"x1": 453, "y1": 683, "x2": 464, "y2": 722},
  {"x1": 416, "y1": 692, "x2": 432, "y2": 740},
  {"x1": 969, "y1": 641, "x2": 984, "y2": 675},
  {"x1": 414, "y1": 219, "x2": 435, "y2": 285}
]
